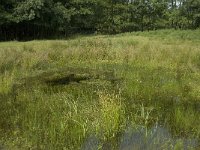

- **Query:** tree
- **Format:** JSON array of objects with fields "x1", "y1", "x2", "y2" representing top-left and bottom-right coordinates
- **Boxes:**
[{"x1": 0, "y1": 0, "x2": 200, "y2": 41}]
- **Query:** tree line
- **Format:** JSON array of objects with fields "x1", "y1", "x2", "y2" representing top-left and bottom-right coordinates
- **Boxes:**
[{"x1": 0, "y1": 0, "x2": 200, "y2": 40}]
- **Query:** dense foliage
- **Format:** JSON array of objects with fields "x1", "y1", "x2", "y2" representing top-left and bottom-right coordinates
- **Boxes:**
[{"x1": 0, "y1": 0, "x2": 200, "y2": 40}]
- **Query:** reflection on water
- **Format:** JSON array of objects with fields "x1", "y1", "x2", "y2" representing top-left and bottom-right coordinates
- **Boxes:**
[
  {"x1": 81, "y1": 135, "x2": 99, "y2": 150},
  {"x1": 82, "y1": 126, "x2": 199, "y2": 150},
  {"x1": 120, "y1": 126, "x2": 198, "y2": 150}
]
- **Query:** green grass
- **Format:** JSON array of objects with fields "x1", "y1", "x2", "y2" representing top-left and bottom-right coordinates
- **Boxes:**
[{"x1": 0, "y1": 29, "x2": 200, "y2": 149}]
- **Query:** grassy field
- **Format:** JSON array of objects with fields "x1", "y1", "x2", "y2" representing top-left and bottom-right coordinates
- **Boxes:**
[{"x1": 0, "y1": 29, "x2": 200, "y2": 149}]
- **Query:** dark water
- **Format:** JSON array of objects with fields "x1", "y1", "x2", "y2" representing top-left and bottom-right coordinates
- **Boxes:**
[{"x1": 81, "y1": 126, "x2": 199, "y2": 150}]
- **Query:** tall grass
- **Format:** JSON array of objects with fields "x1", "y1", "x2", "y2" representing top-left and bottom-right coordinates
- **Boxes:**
[{"x1": 0, "y1": 29, "x2": 199, "y2": 149}]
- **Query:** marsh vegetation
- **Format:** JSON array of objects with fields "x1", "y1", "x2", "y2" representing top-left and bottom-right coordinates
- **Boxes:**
[{"x1": 0, "y1": 30, "x2": 200, "y2": 149}]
